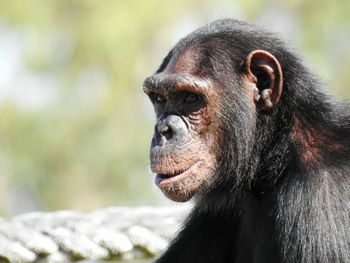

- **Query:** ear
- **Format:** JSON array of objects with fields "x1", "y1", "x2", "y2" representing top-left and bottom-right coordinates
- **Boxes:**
[{"x1": 243, "y1": 50, "x2": 283, "y2": 110}]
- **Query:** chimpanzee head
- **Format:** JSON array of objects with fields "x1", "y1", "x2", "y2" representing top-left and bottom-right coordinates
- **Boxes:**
[{"x1": 143, "y1": 19, "x2": 284, "y2": 202}]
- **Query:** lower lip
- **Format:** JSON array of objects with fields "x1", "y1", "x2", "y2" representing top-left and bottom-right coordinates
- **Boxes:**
[{"x1": 155, "y1": 162, "x2": 199, "y2": 186}]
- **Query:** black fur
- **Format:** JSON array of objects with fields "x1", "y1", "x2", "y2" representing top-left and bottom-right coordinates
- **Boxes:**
[{"x1": 154, "y1": 19, "x2": 350, "y2": 263}]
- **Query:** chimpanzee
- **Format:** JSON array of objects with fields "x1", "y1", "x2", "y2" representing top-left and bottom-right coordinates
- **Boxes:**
[{"x1": 143, "y1": 19, "x2": 350, "y2": 263}]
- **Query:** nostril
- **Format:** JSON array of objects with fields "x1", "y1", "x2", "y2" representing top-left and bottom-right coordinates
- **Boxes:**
[
  {"x1": 155, "y1": 115, "x2": 187, "y2": 143},
  {"x1": 159, "y1": 125, "x2": 173, "y2": 140},
  {"x1": 156, "y1": 122, "x2": 173, "y2": 141}
]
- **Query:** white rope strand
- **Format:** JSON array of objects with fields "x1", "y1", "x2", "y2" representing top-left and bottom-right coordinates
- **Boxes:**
[{"x1": 0, "y1": 206, "x2": 190, "y2": 262}]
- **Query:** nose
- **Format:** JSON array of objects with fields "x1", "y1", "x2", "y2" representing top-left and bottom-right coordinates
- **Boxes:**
[{"x1": 154, "y1": 115, "x2": 187, "y2": 144}]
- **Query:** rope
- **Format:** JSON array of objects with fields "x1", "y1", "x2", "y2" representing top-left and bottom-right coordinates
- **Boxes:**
[{"x1": 0, "y1": 206, "x2": 190, "y2": 262}]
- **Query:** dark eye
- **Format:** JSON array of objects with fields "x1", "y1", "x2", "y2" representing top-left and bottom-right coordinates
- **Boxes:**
[
  {"x1": 156, "y1": 94, "x2": 166, "y2": 103},
  {"x1": 149, "y1": 92, "x2": 166, "y2": 103},
  {"x1": 184, "y1": 93, "x2": 200, "y2": 103}
]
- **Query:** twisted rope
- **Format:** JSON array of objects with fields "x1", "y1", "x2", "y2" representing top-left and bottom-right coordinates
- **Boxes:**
[{"x1": 0, "y1": 206, "x2": 190, "y2": 262}]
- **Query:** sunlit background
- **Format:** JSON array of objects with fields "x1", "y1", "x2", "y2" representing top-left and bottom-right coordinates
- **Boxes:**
[{"x1": 0, "y1": 0, "x2": 349, "y2": 217}]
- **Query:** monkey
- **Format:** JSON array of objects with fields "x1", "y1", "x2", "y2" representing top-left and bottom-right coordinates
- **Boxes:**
[{"x1": 143, "y1": 19, "x2": 350, "y2": 263}]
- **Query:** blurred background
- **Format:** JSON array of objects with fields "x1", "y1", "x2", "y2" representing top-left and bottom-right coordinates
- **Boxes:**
[{"x1": 0, "y1": 0, "x2": 349, "y2": 217}]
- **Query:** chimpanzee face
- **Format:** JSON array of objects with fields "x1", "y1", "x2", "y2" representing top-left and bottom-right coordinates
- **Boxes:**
[{"x1": 143, "y1": 68, "x2": 219, "y2": 202}]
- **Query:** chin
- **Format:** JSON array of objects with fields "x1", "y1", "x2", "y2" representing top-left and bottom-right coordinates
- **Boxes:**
[{"x1": 154, "y1": 161, "x2": 214, "y2": 202}]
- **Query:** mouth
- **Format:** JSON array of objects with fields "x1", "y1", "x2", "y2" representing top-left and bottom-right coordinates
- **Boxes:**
[{"x1": 154, "y1": 161, "x2": 199, "y2": 186}]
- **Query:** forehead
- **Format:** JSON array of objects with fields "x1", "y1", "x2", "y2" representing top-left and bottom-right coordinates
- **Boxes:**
[
  {"x1": 165, "y1": 48, "x2": 202, "y2": 75},
  {"x1": 143, "y1": 46, "x2": 214, "y2": 94}
]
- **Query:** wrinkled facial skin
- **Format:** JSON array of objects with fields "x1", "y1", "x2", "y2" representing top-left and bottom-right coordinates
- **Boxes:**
[{"x1": 143, "y1": 73, "x2": 218, "y2": 202}]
